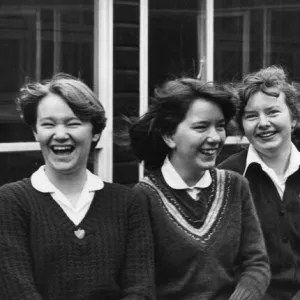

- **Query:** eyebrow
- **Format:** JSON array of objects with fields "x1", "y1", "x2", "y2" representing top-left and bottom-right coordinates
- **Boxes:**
[
  {"x1": 191, "y1": 118, "x2": 225, "y2": 125},
  {"x1": 39, "y1": 116, "x2": 80, "y2": 121},
  {"x1": 244, "y1": 105, "x2": 281, "y2": 112}
]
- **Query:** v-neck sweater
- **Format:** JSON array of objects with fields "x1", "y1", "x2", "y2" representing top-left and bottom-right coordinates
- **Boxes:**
[
  {"x1": 134, "y1": 168, "x2": 270, "y2": 300},
  {"x1": 0, "y1": 178, "x2": 155, "y2": 300}
]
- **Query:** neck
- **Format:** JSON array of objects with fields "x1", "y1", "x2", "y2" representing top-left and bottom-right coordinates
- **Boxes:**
[
  {"x1": 258, "y1": 144, "x2": 292, "y2": 177},
  {"x1": 177, "y1": 168, "x2": 205, "y2": 187},
  {"x1": 45, "y1": 167, "x2": 87, "y2": 196},
  {"x1": 169, "y1": 157, "x2": 205, "y2": 186}
]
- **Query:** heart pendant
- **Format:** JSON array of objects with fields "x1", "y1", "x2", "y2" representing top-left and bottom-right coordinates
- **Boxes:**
[{"x1": 74, "y1": 228, "x2": 85, "y2": 239}]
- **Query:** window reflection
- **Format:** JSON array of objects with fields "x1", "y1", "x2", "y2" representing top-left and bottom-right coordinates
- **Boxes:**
[{"x1": 214, "y1": 0, "x2": 300, "y2": 81}]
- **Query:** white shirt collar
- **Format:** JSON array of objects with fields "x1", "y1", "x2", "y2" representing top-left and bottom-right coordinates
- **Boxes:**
[
  {"x1": 161, "y1": 156, "x2": 212, "y2": 189},
  {"x1": 31, "y1": 165, "x2": 104, "y2": 193},
  {"x1": 244, "y1": 143, "x2": 300, "y2": 178},
  {"x1": 31, "y1": 166, "x2": 104, "y2": 225}
]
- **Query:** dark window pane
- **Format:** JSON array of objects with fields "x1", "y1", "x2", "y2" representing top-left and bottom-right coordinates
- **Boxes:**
[
  {"x1": 214, "y1": 0, "x2": 300, "y2": 81},
  {"x1": 270, "y1": 9, "x2": 300, "y2": 78},
  {"x1": 0, "y1": 152, "x2": 43, "y2": 186},
  {"x1": 149, "y1": 7, "x2": 199, "y2": 92},
  {"x1": 214, "y1": 15, "x2": 244, "y2": 81}
]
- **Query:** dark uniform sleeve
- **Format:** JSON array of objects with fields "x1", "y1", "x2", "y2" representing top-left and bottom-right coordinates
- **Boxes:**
[
  {"x1": 119, "y1": 190, "x2": 155, "y2": 300},
  {"x1": 229, "y1": 176, "x2": 271, "y2": 300},
  {"x1": 0, "y1": 188, "x2": 43, "y2": 300}
]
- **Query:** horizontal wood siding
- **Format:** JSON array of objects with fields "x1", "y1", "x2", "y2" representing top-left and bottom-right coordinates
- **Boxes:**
[{"x1": 113, "y1": 0, "x2": 140, "y2": 184}]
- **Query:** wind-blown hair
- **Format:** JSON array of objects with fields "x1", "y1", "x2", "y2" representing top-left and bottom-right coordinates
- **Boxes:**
[
  {"x1": 130, "y1": 78, "x2": 236, "y2": 170},
  {"x1": 16, "y1": 73, "x2": 107, "y2": 137},
  {"x1": 237, "y1": 65, "x2": 300, "y2": 134}
]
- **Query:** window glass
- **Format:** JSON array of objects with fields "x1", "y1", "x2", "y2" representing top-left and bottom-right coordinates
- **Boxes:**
[
  {"x1": 214, "y1": 0, "x2": 300, "y2": 81},
  {"x1": 149, "y1": 0, "x2": 202, "y2": 93}
]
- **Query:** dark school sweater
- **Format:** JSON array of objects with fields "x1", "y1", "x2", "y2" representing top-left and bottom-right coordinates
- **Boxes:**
[
  {"x1": 0, "y1": 178, "x2": 155, "y2": 300},
  {"x1": 134, "y1": 168, "x2": 270, "y2": 300},
  {"x1": 219, "y1": 149, "x2": 300, "y2": 300}
]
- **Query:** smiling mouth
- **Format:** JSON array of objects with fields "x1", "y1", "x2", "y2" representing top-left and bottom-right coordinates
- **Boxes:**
[
  {"x1": 257, "y1": 131, "x2": 276, "y2": 139},
  {"x1": 199, "y1": 149, "x2": 218, "y2": 156},
  {"x1": 50, "y1": 145, "x2": 75, "y2": 155}
]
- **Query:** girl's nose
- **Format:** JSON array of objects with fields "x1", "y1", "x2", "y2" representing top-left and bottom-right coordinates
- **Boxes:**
[
  {"x1": 53, "y1": 125, "x2": 68, "y2": 140},
  {"x1": 258, "y1": 114, "x2": 271, "y2": 128},
  {"x1": 207, "y1": 127, "x2": 222, "y2": 143}
]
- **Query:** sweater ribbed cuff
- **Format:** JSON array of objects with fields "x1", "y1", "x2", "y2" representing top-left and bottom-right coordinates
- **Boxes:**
[{"x1": 229, "y1": 286, "x2": 256, "y2": 300}]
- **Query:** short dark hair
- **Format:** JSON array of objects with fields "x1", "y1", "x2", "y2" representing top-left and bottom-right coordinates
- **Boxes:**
[
  {"x1": 130, "y1": 77, "x2": 236, "y2": 170},
  {"x1": 16, "y1": 73, "x2": 107, "y2": 136},
  {"x1": 237, "y1": 65, "x2": 300, "y2": 134}
]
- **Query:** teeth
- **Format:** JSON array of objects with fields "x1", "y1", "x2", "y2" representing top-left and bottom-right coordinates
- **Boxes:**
[
  {"x1": 200, "y1": 149, "x2": 217, "y2": 155},
  {"x1": 51, "y1": 145, "x2": 74, "y2": 155},
  {"x1": 259, "y1": 132, "x2": 274, "y2": 137},
  {"x1": 52, "y1": 146, "x2": 73, "y2": 150}
]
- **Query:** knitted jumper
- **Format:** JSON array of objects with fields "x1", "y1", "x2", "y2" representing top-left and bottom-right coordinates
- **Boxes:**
[
  {"x1": 0, "y1": 178, "x2": 155, "y2": 300},
  {"x1": 134, "y1": 168, "x2": 270, "y2": 300}
]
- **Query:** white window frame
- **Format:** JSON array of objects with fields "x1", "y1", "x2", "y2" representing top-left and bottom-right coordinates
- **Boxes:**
[
  {"x1": 200, "y1": 0, "x2": 214, "y2": 82},
  {"x1": 139, "y1": 0, "x2": 148, "y2": 179},
  {"x1": 93, "y1": 0, "x2": 113, "y2": 182}
]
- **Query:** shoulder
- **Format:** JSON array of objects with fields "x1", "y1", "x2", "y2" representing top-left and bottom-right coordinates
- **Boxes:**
[
  {"x1": 101, "y1": 181, "x2": 149, "y2": 208},
  {"x1": 213, "y1": 168, "x2": 248, "y2": 185},
  {"x1": 101, "y1": 181, "x2": 138, "y2": 199},
  {"x1": 0, "y1": 178, "x2": 33, "y2": 199},
  {"x1": 218, "y1": 149, "x2": 248, "y2": 174},
  {"x1": 0, "y1": 178, "x2": 34, "y2": 216},
  {"x1": 102, "y1": 181, "x2": 133, "y2": 193},
  {"x1": 212, "y1": 168, "x2": 251, "y2": 200},
  {"x1": 133, "y1": 174, "x2": 163, "y2": 197}
]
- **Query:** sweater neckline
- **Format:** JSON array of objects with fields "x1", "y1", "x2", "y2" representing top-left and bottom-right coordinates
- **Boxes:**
[
  {"x1": 143, "y1": 169, "x2": 230, "y2": 245},
  {"x1": 150, "y1": 169, "x2": 215, "y2": 228},
  {"x1": 40, "y1": 187, "x2": 105, "y2": 244}
]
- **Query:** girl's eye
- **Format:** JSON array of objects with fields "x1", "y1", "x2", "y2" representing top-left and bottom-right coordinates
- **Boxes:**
[
  {"x1": 217, "y1": 124, "x2": 226, "y2": 130},
  {"x1": 68, "y1": 122, "x2": 82, "y2": 127},
  {"x1": 268, "y1": 110, "x2": 279, "y2": 116},
  {"x1": 244, "y1": 114, "x2": 257, "y2": 120},
  {"x1": 194, "y1": 126, "x2": 207, "y2": 131},
  {"x1": 41, "y1": 123, "x2": 54, "y2": 127}
]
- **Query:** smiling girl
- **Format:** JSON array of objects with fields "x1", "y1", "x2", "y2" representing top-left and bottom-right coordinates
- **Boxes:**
[
  {"x1": 0, "y1": 74, "x2": 155, "y2": 300},
  {"x1": 130, "y1": 78, "x2": 270, "y2": 300},
  {"x1": 219, "y1": 66, "x2": 300, "y2": 300}
]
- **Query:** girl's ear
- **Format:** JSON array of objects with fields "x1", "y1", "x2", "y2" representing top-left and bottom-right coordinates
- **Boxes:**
[
  {"x1": 291, "y1": 117, "x2": 297, "y2": 130},
  {"x1": 33, "y1": 130, "x2": 39, "y2": 142},
  {"x1": 92, "y1": 133, "x2": 101, "y2": 142},
  {"x1": 162, "y1": 134, "x2": 176, "y2": 149}
]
